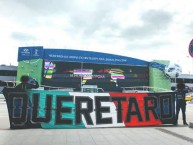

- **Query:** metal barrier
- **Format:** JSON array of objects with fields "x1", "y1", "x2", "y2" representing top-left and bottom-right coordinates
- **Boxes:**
[{"x1": 122, "y1": 86, "x2": 171, "y2": 93}]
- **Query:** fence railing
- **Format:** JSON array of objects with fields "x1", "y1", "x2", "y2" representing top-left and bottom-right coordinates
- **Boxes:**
[{"x1": 122, "y1": 86, "x2": 172, "y2": 93}]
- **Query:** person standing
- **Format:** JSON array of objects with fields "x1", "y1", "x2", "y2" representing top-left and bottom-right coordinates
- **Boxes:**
[
  {"x1": 175, "y1": 81, "x2": 189, "y2": 125},
  {"x1": 14, "y1": 75, "x2": 40, "y2": 128},
  {"x1": 15, "y1": 75, "x2": 39, "y2": 91}
]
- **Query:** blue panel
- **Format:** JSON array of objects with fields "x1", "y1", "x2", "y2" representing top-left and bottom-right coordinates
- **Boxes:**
[
  {"x1": 18, "y1": 47, "x2": 31, "y2": 61},
  {"x1": 18, "y1": 46, "x2": 44, "y2": 61},
  {"x1": 149, "y1": 62, "x2": 166, "y2": 71},
  {"x1": 44, "y1": 49, "x2": 149, "y2": 66}
]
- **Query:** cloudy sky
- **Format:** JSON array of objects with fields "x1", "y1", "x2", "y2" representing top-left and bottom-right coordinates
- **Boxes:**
[{"x1": 0, "y1": 0, "x2": 193, "y2": 73}]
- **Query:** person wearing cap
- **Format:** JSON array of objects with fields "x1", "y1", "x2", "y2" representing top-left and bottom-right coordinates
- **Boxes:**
[
  {"x1": 15, "y1": 75, "x2": 39, "y2": 91},
  {"x1": 13, "y1": 75, "x2": 40, "y2": 128}
]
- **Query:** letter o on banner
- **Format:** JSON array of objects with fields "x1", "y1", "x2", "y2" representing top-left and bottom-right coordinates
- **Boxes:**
[{"x1": 189, "y1": 39, "x2": 193, "y2": 58}]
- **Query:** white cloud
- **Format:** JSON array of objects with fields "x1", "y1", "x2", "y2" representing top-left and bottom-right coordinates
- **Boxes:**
[{"x1": 0, "y1": 0, "x2": 193, "y2": 74}]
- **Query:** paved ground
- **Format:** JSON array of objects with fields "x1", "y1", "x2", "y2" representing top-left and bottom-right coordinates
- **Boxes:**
[{"x1": 0, "y1": 94, "x2": 193, "y2": 145}]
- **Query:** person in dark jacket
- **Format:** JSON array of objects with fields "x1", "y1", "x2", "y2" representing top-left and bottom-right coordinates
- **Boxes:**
[
  {"x1": 15, "y1": 75, "x2": 39, "y2": 91},
  {"x1": 12, "y1": 75, "x2": 40, "y2": 128},
  {"x1": 175, "y1": 81, "x2": 189, "y2": 125}
]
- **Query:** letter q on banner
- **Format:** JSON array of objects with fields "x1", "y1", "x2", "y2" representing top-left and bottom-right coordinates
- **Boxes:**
[{"x1": 189, "y1": 39, "x2": 193, "y2": 57}]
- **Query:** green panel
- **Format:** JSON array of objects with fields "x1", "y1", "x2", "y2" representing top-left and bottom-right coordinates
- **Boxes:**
[
  {"x1": 149, "y1": 60, "x2": 171, "y2": 91},
  {"x1": 16, "y1": 59, "x2": 43, "y2": 85},
  {"x1": 27, "y1": 90, "x2": 85, "y2": 129}
]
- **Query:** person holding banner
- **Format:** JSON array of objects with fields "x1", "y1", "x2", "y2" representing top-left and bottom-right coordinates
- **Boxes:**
[
  {"x1": 175, "y1": 81, "x2": 189, "y2": 126},
  {"x1": 15, "y1": 75, "x2": 39, "y2": 91},
  {"x1": 13, "y1": 75, "x2": 40, "y2": 128}
]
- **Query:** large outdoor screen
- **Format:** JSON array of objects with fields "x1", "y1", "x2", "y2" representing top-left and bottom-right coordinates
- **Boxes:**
[{"x1": 43, "y1": 60, "x2": 149, "y2": 91}]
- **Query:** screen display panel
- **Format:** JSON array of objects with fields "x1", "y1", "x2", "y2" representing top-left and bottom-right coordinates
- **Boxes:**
[{"x1": 43, "y1": 60, "x2": 149, "y2": 91}]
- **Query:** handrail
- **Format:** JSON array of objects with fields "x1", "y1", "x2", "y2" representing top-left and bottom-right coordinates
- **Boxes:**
[
  {"x1": 121, "y1": 86, "x2": 171, "y2": 92},
  {"x1": 40, "y1": 85, "x2": 75, "y2": 91},
  {"x1": 0, "y1": 81, "x2": 172, "y2": 93}
]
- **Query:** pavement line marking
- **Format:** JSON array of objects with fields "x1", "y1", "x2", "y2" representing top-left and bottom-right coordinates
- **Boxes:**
[{"x1": 156, "y1": 128, "x2": 193, "y2": 143}]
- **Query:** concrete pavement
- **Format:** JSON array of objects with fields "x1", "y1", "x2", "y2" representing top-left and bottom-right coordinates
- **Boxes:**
[{"x1": 0, "y1": 94, "x2": 193, "y2": 145}]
